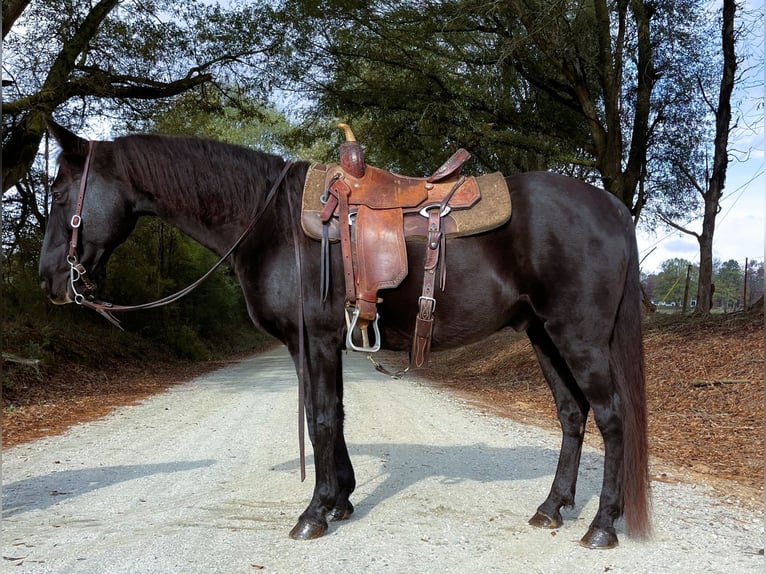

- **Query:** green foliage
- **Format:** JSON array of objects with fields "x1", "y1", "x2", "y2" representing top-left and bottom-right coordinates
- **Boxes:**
[
  {"x1": 273, "y1": 0, "x2": 729, "y2": 215},
  {"x1": 97, "y1": 217, "x2": 268, "y2": 357},
  {"x1": 643, "y1": 256, "x2": 762, "y2": 312},
  {"x1": 279, "y1": 0, "x2": 583, "y2": 176},
  {"x1": 1, "y1": 204, "x2": 270, "y2": 369},
  {"x1": 714, "y1": 259, "x2": 743, "y2": 308}
]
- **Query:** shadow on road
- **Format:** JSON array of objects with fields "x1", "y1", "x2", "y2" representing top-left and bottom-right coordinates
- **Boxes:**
[
  {"x1": 273, "y1": 442, "x2": 604, "y2": 522},
  {"x1": 2, "y1": 460, "x2": 215, "y2": 518}
]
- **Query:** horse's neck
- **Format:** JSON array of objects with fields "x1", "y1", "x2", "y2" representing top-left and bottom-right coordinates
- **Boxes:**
[{"x1": 134, "y1": 168, "x2": 262, "y2": 258}]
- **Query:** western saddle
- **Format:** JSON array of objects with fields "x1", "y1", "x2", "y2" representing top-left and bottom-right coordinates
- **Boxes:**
[{"x1": 301, "y1": 124, "x2": 511, "y2": 371}]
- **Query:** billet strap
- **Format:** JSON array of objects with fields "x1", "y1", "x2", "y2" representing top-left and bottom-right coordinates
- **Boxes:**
[
  {"x1": 372, "y1": 177, "x2": 464, "y2": 375},
  {"x1": 411, "y1": 209, "x2": 442, "y2": 368},
  {"x1": 408, "y1": 177, "x2": 463, "y2": 367}
]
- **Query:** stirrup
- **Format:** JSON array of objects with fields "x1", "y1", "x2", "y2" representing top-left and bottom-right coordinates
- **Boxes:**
[{"x1": 345, "y1": 307, "x2": 381, "y2": 353}]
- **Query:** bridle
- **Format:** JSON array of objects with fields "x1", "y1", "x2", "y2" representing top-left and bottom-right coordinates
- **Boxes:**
[{"x1": 66, "y1": 140, "x2": 294, "y2": 329}]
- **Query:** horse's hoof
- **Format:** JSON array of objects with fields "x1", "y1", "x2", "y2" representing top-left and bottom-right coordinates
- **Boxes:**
[
  {"x1": 579, "y1": 526, "x2": 619, "y2": 549},
  {"x1": 327, "y1": 501, "x2": 354, "y2": 522},
  {"x1": 528, "y1": 510, "x2": 562, "y2": 529},
  {"x1": 289, "y1": 518, "x2": 328, "y2": 540}
]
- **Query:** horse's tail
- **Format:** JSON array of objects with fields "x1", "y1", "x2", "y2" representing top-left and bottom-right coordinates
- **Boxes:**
[{"x1": 611, "y1": 231, "x2": 651, "y2": 538}]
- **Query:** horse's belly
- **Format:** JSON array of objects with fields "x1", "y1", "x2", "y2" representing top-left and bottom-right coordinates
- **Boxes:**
[{"x1": 377, "y1": 295, "x2": 519, "y2": 352}]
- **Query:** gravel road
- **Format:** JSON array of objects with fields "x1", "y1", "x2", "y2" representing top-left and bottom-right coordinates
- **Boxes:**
[{"x1": 2, "y1": 347, "x2": 763, "y2": 573}]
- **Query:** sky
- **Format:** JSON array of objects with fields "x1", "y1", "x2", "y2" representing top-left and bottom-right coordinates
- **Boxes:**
[
  {"x1": 636, "y1": 1, "x2": 764, "y2": 274},
  {"x1": 636, "y1": 147, "x2": 764, "y2": 274}
]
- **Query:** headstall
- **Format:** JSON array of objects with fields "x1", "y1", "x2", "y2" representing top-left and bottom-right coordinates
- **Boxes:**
[{"x1": 65, "y1": 141, "x2": 292, "y2": 328}]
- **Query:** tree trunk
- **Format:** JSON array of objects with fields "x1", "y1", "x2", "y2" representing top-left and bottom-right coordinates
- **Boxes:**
[
  {"x1": 694, "y1": 0, "x2": 736, "y2": 315},
  {"x1": 695, "y1": 212, "x2": 716, "y2": 314}
]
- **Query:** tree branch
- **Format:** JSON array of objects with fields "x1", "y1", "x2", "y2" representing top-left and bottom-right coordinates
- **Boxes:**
[
  {"x1": 68, "y1": 68, "x2": 214, "y2": 100},
  {"x1": 675, "y1": 161, "x2": 706, "y2": 197},
  {"x1": 43, "y1": 0, "x2": 120, "y2": 95},
  {"x1": 696, "y1": 74, "x2": 718, "y2": 115},
  {"x1": 657, "y1": 211, "x2": 700, "y2": 239},
  {"x1": 2, "y1": 0, "x2": 32, "y2": 40}
]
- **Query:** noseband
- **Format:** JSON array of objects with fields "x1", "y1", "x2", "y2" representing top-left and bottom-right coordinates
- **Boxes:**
[{"x1": 66, "y1": 141, "x2": 293, "y2": 328}]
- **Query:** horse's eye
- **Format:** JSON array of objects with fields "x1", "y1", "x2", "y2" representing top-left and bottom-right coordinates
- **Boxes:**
[{"x1": 51, "y1": 188, "x2": 67, "y2": 204}]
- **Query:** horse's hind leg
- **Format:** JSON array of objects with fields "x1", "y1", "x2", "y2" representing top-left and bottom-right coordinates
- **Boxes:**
[
  {"x1": 576, "y1": 377, "x2": 623, "y2": 549},
  {"x1": 544, "y1": 325, "x2": 624, "y2": 548},
  {"x1": 526, "y1": 321, "x2": 590, "y2": 530}
]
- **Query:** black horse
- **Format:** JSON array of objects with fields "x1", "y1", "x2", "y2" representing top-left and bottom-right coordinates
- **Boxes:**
[{"x1": 39, "y1": 120, "x2": 649, "y2": 549}]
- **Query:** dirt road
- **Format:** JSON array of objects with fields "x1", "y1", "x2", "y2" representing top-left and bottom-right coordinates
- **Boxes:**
[{"x1": 2, "y1": 347, "x2": 763, "y2": 573}]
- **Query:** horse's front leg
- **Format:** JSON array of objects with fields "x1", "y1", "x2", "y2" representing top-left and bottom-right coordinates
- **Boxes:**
[
  {"x1": 288, "y1": 343, "x2": 354, "y2": 540},
  {"x1": 327, "y1": 347, "x2": 356, "y2": 522}
]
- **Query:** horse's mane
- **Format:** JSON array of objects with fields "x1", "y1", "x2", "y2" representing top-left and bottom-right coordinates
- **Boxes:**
[{"x1": 111, "y1": 134, "x2": 288, "y2": 219}]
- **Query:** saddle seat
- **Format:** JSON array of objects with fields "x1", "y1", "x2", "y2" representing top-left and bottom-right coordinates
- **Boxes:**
[{"x1": 300, "y1": 124, "x2": 511, "y2": 368}]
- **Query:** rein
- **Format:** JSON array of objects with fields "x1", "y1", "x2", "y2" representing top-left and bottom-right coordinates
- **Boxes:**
[{"x1": 67, "y1": 141, "x2": 293, "y2": 328}]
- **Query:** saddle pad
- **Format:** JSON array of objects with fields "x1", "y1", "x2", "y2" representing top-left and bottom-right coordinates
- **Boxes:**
[{"x1": 301, "y1": 163, "x2": 512, "y2": 241}]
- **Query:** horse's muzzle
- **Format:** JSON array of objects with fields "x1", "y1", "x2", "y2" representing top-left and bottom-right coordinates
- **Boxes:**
[{"x1": 39, "y1": 276, "x2": 73, "y2": 305}]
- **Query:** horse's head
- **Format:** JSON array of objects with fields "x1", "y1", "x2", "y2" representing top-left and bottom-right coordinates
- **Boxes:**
[{"x1": 39, "y1": 120, "x2": 138, "y2": 304}]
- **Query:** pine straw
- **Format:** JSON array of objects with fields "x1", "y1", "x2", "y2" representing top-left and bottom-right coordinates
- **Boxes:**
[{"x1": 420, "y1": 312, "x2": 764, "y2": 502}]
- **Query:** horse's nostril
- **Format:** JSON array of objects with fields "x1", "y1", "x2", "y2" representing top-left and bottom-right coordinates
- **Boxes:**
[{"x1": 40, "y1": 277, "x2": 50, "y2": 296}]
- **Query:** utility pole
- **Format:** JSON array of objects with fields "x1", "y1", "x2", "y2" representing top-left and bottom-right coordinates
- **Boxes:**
[
  {"x1": 743, "y1": 258, "x2": 748, "y2": 310},
  {"x1": 682, "y1": 264, "x2": 693, "y2": 314}
]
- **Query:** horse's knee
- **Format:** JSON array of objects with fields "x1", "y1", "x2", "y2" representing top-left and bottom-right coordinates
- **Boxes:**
[{"x1": 557, "y1": 405, "x2": 587, "y2": 437}]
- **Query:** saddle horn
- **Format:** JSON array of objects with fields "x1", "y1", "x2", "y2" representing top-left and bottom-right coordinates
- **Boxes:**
[{"x1": 337, "y1": 122, "x2": 366, "y2": 178}]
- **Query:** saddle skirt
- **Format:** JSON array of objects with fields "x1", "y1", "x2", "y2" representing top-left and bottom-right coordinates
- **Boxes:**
[{"x1": 301, "y1": 164, "x2": 511, "y2": 242}]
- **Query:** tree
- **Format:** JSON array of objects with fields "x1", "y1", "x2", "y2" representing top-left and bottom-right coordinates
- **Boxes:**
[
  {"x1": 2, "y1": 0, "x2": 282, "y2": 192},
  {"x1": 277, "y1": 0, "x2": 717, "y2": 220},
  {"x1": 714, "y1": 259, "x2": 743, "y2": 310},
  {"x1": 1, "y1": 0, "x2": 288, "y2": 301},
  {"x1": 655, "y1": 0, "x2": 745, "y2": 314},
  {"x1": 1, "y1": 0, "x2": 287, "y2": 358}
]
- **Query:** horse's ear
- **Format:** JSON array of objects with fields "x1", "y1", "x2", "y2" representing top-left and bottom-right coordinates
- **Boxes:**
[{"x1": 45, "y1": 117, "x2": 89, "y2": 158}]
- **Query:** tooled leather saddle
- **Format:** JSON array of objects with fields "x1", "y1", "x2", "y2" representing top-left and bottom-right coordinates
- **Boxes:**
[{"x1": 301, "y1": 124, "x2": 511, "y2": 370}]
